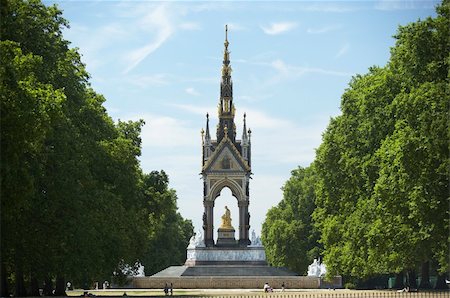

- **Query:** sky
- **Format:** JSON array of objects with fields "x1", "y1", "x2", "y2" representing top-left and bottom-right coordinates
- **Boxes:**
[{"x1": 46, "y1": 0, "x2": 439, "y2": 238}]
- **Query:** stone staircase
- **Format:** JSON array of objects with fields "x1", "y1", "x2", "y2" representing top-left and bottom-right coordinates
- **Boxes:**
[{"x1": 182, "y1": 265, "x2": 298, "y2": 276}]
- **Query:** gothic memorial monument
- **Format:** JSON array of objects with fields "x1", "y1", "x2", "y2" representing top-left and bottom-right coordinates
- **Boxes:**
[
  {"x1": 132, "y1": 26, "x2": 342, "y2": 289},
  {"x1": 200, "y1": 24, "x2": 252, "y2": 248},
  {"x1": 184, "y1": 26, "x2": 267, "y2": 266}
]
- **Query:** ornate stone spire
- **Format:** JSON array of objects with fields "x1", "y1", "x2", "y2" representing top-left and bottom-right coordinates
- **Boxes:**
[
  {"x1": 217, "y1": 24, "x2": 236, "y2": 143},
  {"x1": 242, "y1": 113, "x2": 248, "y2": 142},
  {"x1": 205, "y1": 113, "x2": 211, "y2": 142},
  {"x1": 203, "y1": 113, "x2": 212, "y2": 162}
]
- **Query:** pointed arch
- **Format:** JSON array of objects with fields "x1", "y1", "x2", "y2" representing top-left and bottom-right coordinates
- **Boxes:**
[{"x1": 210, "y1": 178, "x2": 244, "y2": 202}]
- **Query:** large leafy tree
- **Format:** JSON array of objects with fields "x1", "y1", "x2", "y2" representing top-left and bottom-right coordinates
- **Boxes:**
[
  {"x1": 262, "y1": 166, "x2": 321, "y2": 274},
  {"x1": 1, "y1": 0, "x2": 193, "y2": 296},
  {"x1": 313, "y1": 0, "x2": 449, "y2": 286}
]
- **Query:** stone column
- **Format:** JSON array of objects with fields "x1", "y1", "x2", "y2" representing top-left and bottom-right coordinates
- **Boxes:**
[
  {"x1": 238, "y1": 200, "x2": 250, "y2": 246},
  {"x1": 204, "y1": 200, "x2": 215, "y2": 247}
]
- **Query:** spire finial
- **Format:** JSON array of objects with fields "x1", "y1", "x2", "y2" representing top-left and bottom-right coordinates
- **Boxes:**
[
  {"x1": 242, "y1": 112, "x2": 248, "y2": 141},
  {"x1": 224, "y1": 24, "x2": 229, "y2": 50},
  {"x1": 225, "y1": 24, "x2": 228, "y2": 43},
  {"x1": 205, "y1": 113, "x2": 211, "y2": 141}
]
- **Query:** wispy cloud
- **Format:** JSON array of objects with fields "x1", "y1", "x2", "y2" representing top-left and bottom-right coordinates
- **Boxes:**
[
  {"x1": 269, "y1": 59, "x2": 353, "y2": 82},
  {"x1": 64, "y1": 22, "x2": 127, "y2": 71},
  {"x1": 185, "y1": 87, "x2": 200, "y2": 96},
  {"x1": 261, "y1": 22, "x2": 298, "y2": 35},
  {"x1": 129, "y1": 74, "x2": 171, "y2": 88},
  {"x1": 123, "y1": 3, "x2": 174, "y2": 74},
  {"x1": 307, "y1": 25, "x2": 341, "y2": 34},
  {"x1": 374, "y1": 0, "x2": 436, "y2": 11},
  {"x1": 335, "y1": 43, "x2": 350, "y2": 58}
]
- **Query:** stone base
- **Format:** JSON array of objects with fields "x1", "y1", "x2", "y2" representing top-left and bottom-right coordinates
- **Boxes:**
[
  {"x1": 185, "y1": 246, "x2": 266, "y2": 266},
  {"x1": 132, "y1": 275, "x2": 343, "y2": 289},
  {"x1": 216, "y1": 227, "x2": 237, "y2": 247}
]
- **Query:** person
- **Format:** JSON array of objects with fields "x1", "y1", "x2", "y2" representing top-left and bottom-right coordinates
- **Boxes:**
[
  {"x1": 169, "y1": 283, "x2": 173, "y2": 296},
  {"x1": 263, "y1": 282, "x2": 273, "y2": 292},
  {"x1": 164, "y1": 283, "x2": 168, "y2": 296},
  {"x1": 281, "y1": 282, "x2": 285, "y2": 291}
]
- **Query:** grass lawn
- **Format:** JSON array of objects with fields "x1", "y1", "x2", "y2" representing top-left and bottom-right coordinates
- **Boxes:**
[{"x1": 65, "y1": 289, "x2": 449, "y2": 297}]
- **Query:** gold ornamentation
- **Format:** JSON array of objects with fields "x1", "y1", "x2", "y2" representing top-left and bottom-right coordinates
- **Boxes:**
[{"x1": 220, "y1": 206, "x2": 234, "y2": 229}]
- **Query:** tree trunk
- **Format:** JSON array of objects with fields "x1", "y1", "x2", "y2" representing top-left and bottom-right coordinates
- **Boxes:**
[
  {"x1": 407, "y1": 270, "x2": 417, "y2": 289},
  {"x1": 419, "y1": 261, "x2": 431, "y2": 289},
  {"x1": 55, "y1": 275, "x2": 66, "y2": 296},
  {"x1": 30, "y1": 274, "x2": 40, "y2": 296},
  {"x1": 15, "y1": 266, "x2": 27, "y2": 297},
  {"x1": 394, "y1": 271, "x2": 404, "y2": 289},
  {"x1": 434, "y1": 273, "x2": 447, "y2": 289},
  {"x1": 43, "y1": 276, "x2": 53, "y2": 296},
  {"x1": 1, "y1": 263, "x2": 8, "y2": 297}
]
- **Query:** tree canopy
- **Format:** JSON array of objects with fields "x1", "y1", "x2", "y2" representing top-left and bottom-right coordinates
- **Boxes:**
[
  {"x1": 0, "y1": 0, "x2": 193, "y2": 296},
  {"x1": 262, "y1": 0, "x2": 449, "y2": 288}
]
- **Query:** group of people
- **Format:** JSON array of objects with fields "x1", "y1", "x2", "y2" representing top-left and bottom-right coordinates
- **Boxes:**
[
  {"x1": 263, "y1": 282, "x2": 285, "y2": 292},
  {"x1": 163, "y1": 283, "x2": 173, "y2": 296}
]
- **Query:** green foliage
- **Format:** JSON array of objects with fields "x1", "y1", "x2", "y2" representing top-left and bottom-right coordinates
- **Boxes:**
[
  {"x1": 263, "y1": 0, "x2": 449, "y2": 283},
  {"x1": 262, "y1": 166, "x2": 321, "y2": 274},
  {"x1": 1, "y1": 0, "x2": 192, "y2": 295},
  {"x1": 313, "y1": 0, "x2": 449, "y2": 279},
  {"x1": 139, "y1": 171, "x2": 194, "y2": 275}
]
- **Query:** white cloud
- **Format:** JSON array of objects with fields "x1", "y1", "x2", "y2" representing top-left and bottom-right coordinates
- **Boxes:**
[
  {"x1": 185, "y1": 87, "x2": 200, "y2": 96},
  {"x1": 123, "y1": 3, "x2": 175, "y2": 74},
  {"x1": 128, "y1": 113, "x2": 198, "y2": 148},
  {"x1": 269, "y1": 59, "x2": 353, "y2": 83},
  {"x1": 307, "y1": 25, "x2": 341, "y2": 34},
  {"x1": 335, "y1": 43, "x2": 350, "y2": 58},
  {"x1": 261, "y1": 22, "x2": 298, "y2": 35},
  {"x1": 64, "y1": 22, "x2": 127, "y2": 71}
]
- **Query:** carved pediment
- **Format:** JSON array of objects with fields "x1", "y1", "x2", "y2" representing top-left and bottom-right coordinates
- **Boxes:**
[{"x1": 203, "y1": 138, "x2": 250, "y2": 173}]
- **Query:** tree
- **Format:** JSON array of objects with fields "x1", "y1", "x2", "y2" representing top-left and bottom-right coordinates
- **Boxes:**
[
  {"x1": 139, "y1": 171, "x2": 194, "y2": 275},
  {"x1": 1, "y1": 0, "x2": 193, "y2": 295},
  {"x1": 313, "y1": 0, "x2": 449, "y2": 285},
  {"x1": 262, "y1": 166, "x2": 321, "y2": 274}
]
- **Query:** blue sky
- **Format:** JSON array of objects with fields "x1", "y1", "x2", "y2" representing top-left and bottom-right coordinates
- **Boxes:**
[{"x1": 47, "y1": 0, "x2": 439, "y2": 238}]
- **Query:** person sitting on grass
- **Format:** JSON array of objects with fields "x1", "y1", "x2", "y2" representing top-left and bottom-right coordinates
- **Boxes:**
[{"x1": 263, "y1": 282, "x2": 273, "y2": 292}]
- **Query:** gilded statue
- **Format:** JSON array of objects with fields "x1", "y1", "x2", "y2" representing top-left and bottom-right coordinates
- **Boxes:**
[{"x1": 220, "y1": 206, "x2": 233, "y2": 229}]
